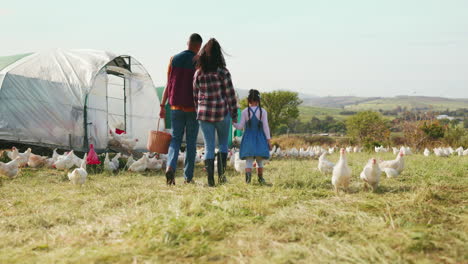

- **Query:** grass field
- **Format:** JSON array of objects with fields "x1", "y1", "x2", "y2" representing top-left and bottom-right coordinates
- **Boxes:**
[
  {"x1": 301, "y1": 96, "x2": 468, "y2": 111},
  {"x1": 298, "y1": 106, "x2": 345, "y2": 122},
  {"x1": 1, "y1": 153, "x2": 467, "y2": 263},
  {"x1": 343, "y1": 97, "x2": 468, "y2": 112},
  {"x1": 298, "y1": 106, "x2": 395, "y2": 122}
]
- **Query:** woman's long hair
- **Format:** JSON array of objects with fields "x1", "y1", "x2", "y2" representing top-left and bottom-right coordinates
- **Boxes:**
[{"x1": 196, "y1": 38, "x2": 226, "y2": 73}]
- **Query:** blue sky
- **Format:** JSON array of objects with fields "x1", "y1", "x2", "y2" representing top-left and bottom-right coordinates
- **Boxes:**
[{"x1": 1, "y1": 0, "x2": 468, "y2": 98}]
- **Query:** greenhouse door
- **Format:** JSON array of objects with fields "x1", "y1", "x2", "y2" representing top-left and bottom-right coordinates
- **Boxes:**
[{"x1": 107, "y1": 75, "x2": 127, "y2": 134}]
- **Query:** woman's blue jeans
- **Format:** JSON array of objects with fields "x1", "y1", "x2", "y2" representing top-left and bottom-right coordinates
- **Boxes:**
[{"x1": 199, "y1": 115, "x2": 231, "y2": 159}]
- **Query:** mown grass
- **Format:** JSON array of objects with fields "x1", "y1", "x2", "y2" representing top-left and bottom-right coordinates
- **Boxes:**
[{"x1": 0, "y1": 153, "x2": 467, "y2": 263}]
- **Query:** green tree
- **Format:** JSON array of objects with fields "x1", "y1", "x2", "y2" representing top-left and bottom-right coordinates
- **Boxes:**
[
  {"x1": 240, "y1": 91, "x2": 301, "y2": 134},
  {"x1": 346, "y1": 111, "x2": 390, "y2": 147}
]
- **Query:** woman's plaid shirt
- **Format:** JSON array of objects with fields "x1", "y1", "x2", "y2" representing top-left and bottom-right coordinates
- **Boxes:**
[{"x1": 193, "y1": 67, "x2": 238, "y2": 122}]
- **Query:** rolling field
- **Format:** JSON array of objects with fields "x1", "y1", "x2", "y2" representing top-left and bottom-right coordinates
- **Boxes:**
[
  {"x1": 343, "y1": 97, "x2": 468, "y2": 112},
  {"x1": 298, "y1": 106, "x2": 344, "y2": 122},
  {"x1": 0, "y1": 153, "x2": 467, "y2": 263},
  {"x1": 301, "y1": 96, "x2": 468, "y2": 111}
]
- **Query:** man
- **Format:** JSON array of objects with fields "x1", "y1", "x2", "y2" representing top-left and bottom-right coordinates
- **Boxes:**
[{"x1": 160, "y1": 33, "x2": 202, "y2": 185}]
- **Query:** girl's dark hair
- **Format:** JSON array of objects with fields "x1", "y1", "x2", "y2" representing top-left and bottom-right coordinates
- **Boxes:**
[
  {"x1": 196, "y1": 38, "x2": 226, "y2": 73},
  {"x1": 247, "y1": 89, "x2": 263, "y2": 129}
]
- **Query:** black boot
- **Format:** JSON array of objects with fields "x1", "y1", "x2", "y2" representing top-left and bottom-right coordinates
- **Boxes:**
[
  {"x1": 245, "y1": 172, "x2": 252, "y2": 184},
  {"x1": 258, "y1": 175, "x2": 266, "y2": 185},
  {"x1": 205, "y1": 159, "x2": 215, "y2": 187},
  {"x1": 165, "y1": 168, "x2": 175, "y2": 186},
  {"x1": 217, "y1": 152, "x2": 228, "y2": 184},
  {"x1": 258, "y1": 168, "x2": 266, "y2": 185}
]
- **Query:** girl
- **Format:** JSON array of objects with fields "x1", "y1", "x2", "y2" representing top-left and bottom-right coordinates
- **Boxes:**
[{"x1": 233, "y1": 89, "x2": 271, "y2": 184}]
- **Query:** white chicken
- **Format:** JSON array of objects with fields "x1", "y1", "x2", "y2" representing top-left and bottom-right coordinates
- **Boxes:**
[
  {"x1": 383, "y1": 167, "x2": 399, "y2": 178},
  {"x1": 110, "y1": 130, "x2": 139, "y2": 150},
  {"x1": 455, "y1": 147, "x2": 464, "y2": 156},
  {"x1": 125, "y1": 155, "x2": 135, "y2": 169},
  {"x1": 8, "y1": 147, "x2": 31, "y2": 167},
  {"x1": 360, "y1": 158, "x2": 381, "y2": 192},
  {"x1": 423, "y1": 148, "x2": 430, "y2": 157},
  {"x1": 71, "y1": 152, "x2": 86, "y2": 168},
  {"x1": 318, "y1": 152, "x2": 334, "y2": 174},
  {"x1": 289, "y1": 148, "x2": 299, "y2": 158},
  {"x1": 270, "y1": 145, "x2": 277, "y2": 156},
  {"x1": 54, "y1": 151, "x2": 77, "y2": 170},
  {"x1": 332, "y1": 148, "x2": 352, "y2": 193},
  {"x1": 104, "y1": 153, "x2": 120, "y2": 172},
  {"x1": 0, "y1": 157, "x2": 21, "y2": 178},
  {"x1": 433, "y1": 148, "x2": 449, "y2": 157},
  {"x1": 234, "y1": 152, "x2": 246, "y2": 173},
  {"x1": 128, "y1": 154, "x2": 149, "y2": 172},
  {"x1": 230, "y1": 151, "x2": 236, "y2": 167},
  {"x1": 353, "y1": 146, "x2": 362, "y2": 153},
  {"x1": 27, "y1": 153, "x2": 47, "y2": 168},
  {"x1": 147, "y1": 155, "x2": 163, "y2": 170},
  {"x1": 379, "y1": 151, "x2": 405, "y2": 174},
  {"x1": 177, "y1": 152, "x2": 186, "y2": 167},
  {"x1": 68, "y1": 154, "x2": 88, "y2": 185},
  {"x1": 45, "y1": 149, "x2": 60, "y2": 168},
  {"x1": 400, "y1": 146, "x2": 412, "y2": 155}
]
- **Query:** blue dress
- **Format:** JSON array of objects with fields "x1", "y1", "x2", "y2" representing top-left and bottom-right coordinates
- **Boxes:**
[{"x1": 239, "y1": 107, "x2": 270, "y2": 160}]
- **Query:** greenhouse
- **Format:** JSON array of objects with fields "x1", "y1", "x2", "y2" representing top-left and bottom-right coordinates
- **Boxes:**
[{"x1": 0, "y1": 49, "x2": 160, "y2": 152}]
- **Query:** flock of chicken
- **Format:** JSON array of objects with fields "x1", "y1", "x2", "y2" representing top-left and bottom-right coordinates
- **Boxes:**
[
  {"x1": 319, "y1": 149, "x2": 405, "y2": 193},
  {"x1": 0, "y1": 143, "x2": 466, "y2": 190}
]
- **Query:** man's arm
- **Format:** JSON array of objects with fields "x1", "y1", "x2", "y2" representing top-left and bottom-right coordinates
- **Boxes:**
[{"x1": 159, "y1": 57, "x2": 173, "y2": 118}]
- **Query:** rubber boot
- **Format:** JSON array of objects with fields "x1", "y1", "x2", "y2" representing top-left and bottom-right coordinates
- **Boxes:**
[
  {"x1": 217, "y1": 152, "x2": 228, "y2": 184},
  {"x1": 165, "y1": 168, "x2": 175, "y2": 186},
  {"x1": 245, "y1": 171, "x2": 252, "y2": 184},
  {"x1": 257, "y1": 168, "x2": 266, "y2": 185},
  {"x1": 205, "y1": 159, "x2": 215, "y2": 187}
]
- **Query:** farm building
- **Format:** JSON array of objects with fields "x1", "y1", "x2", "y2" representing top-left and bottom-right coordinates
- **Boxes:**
[{"x1": 0, "y1": 49, "x2": 160, "y2": 152}]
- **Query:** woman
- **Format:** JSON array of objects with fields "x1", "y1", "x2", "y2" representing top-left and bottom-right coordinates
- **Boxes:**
[{"x1": 193, "y1": 38, "x2": 238, "y2": 187}]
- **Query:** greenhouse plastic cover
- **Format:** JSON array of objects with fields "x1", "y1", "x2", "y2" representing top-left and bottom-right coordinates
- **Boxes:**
[{"x1": 0, "y1": 49, "x2": 160, "y2": 151}]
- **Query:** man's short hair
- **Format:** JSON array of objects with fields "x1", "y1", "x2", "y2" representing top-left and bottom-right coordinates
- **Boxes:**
[{"x1": 189, "y1": 33, "x2": 203, "y2": 44}]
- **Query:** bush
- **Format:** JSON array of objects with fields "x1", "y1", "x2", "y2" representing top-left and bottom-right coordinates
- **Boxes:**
[
  {"x1": 420, "y1": 122, "x2": 445, "y2": 139},
  {"x1": 444, "y1": 125, "x2": 468, "y2": 148},
  {"x1": 346, "y1": 111, "x2": 390, "y2": 146},
  {"x1": 390, "y1": 134, "x2": 405, "y2": 146}
]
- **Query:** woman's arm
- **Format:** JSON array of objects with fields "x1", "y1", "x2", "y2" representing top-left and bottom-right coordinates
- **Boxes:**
[
  {"x1": 222, "y1": 69, "x2": 238, "y2": 121},
  {"x1": 261, "y1": 109, "x2": 271, "y2": 140}
]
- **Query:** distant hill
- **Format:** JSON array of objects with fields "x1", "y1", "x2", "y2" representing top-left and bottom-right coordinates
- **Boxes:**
[
  {"x1": 235, "y1": 89, "x2": 468, "y2": 112},
  {"x1": 301, "y1": 95, "x2": 468, "y2": 111}
]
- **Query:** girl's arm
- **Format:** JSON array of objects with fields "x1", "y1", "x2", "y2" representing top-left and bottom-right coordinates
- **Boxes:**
[
  {"x1": 233, "y1": 109, "x2": 247, "y2": 130},
  {"x1": 261, "y1": 109, "x2": 271, "y2": 140}
]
